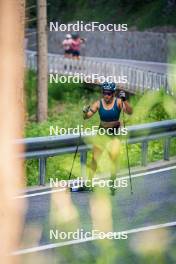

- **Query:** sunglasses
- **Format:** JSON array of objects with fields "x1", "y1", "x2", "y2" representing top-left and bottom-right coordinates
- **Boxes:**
[{"x1": 103, "y1": 91, "x2": 113, "y2": 96}]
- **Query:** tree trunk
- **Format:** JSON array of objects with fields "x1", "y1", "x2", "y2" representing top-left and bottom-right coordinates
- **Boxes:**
[
  {"x1": 0, "y1": 0, "x2": 26, "y2": 263},
  {"x1": 37, "y1": 0, "x2": 48, "y2": 122}
]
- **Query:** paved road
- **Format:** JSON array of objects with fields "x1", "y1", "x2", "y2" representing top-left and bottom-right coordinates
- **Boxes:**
[
  {"x1": 86, "y1": 56, "x2": 176, "y2": 74},
  {"x1": 19, "y1": 166, "x2": 176, "y2": 249},
  {"x1": 19, "y1": 227, "x2": 176, "y2": 264}
]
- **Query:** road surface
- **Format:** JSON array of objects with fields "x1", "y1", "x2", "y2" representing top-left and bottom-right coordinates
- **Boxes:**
[
  {"x1": 13, "y1": 165, "x2": 176, "y2": 262},
  {"x1": 86, "y1": 56, "x2": 176, "y2": 74}
]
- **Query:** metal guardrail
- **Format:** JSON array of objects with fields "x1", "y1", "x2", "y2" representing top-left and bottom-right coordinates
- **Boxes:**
[
  {"x1": 25, "y1": 50, "x2": 174, "y2": 95},
  {"x1": 17, "y1": 120, "x2": 176, "y2": 185}
]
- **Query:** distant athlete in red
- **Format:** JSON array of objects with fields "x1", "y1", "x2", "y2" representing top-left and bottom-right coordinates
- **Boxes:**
[{"x1": 71, "y1": 32, "x2": 86, "y2": 60}]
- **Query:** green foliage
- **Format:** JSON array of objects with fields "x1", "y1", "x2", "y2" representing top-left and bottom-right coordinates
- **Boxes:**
[
  {"x1": 25, "y1": 70, "x2": 37, "y2": 117},
  {"x1": 26, "y1": 0, "x2": 176, "y2": 29}
]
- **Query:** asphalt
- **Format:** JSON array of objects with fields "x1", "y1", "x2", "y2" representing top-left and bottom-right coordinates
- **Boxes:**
[
  {"x1": 22, "y1": 167, "x2": 176, "y2": 244},
  {"x1": 85, "y1": 56, "x2": 176, "y2": 74}
]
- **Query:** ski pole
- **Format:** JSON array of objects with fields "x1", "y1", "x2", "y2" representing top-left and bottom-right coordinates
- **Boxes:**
[{"x1": 122, "y1": 101, "x2": 133, "y2": 195}]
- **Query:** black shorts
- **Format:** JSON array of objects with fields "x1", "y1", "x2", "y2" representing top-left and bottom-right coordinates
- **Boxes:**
[
  {"x1": 64, "y1": 49, "x2": 72, "y2": 55},
  {"x1": 72, "y1": 50, "x2": 80, "y2": 57},
  {"x1": 98, "y1": 125, "x2": 121, "y2": 136}
]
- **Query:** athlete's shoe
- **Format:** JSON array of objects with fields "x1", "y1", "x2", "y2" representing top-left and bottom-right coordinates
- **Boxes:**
[{"x1": 70, "y1": 184, "x2": 94, "y2": 192}]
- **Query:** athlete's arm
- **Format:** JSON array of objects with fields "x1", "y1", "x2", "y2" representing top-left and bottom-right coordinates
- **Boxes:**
[
  {"x1": 80, "y1": 38, "x2": 86, "y2": 43},
  {"x1": 118, "y1": 99, "x2": 133, "y2": 115},
  {"x1": 83, "y1": 101, "x2": 99, "y2": 119}
]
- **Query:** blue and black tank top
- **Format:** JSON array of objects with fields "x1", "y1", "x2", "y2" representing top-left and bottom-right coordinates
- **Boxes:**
[{"x1": 98, "y1": 98, "x2": 121, "y2": 122}]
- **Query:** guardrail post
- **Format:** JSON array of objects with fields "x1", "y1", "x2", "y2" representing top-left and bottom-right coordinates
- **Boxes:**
[
  {"x1": 142, "y1": 70, "x2": 145, "y2": 93},
  {"x1": 80, "y1": 151, "x2": 87, "y2": 180},
  {"x1": 39, "y1": 157, "x2": 46, "y2": 185},
  {"x1": 141, "y1": 141, "x2": 148, "y2": 166},
  {"x1": 164, "y1": 137, "x2": 170, "y2": 161}
]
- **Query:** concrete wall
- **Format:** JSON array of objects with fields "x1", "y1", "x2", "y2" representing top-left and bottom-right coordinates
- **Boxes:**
[{"x1": 27, "y1": 29, "x2": 176, "y2": 62}]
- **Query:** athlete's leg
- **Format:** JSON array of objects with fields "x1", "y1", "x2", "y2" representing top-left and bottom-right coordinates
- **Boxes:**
[
  {"x1": 89, "y1": 145, "x2": 102, "y2": 180},
  {"x1": 106, "y1": 138, "x2": 121, "y2": 195}
]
